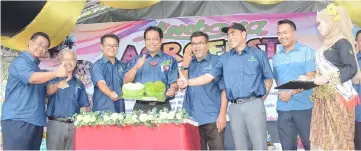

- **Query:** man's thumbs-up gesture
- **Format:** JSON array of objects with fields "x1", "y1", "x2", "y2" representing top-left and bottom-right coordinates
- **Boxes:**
[
  {"x1": 57, "y1": 75, "x2": 71, "y2": 89},
  {"x1": 135, "y1": 54, "x2": 146, "y2": 70},
  {"x1": 177, "y1": 68, "x2": 188, "y2": 89}
]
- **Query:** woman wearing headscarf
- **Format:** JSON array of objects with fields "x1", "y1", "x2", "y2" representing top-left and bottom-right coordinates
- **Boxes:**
[{"x1": 310, "y1": 4, "x2": 361, "y2": 150}]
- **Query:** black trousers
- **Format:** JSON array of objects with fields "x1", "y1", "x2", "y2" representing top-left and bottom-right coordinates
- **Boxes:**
[
  {"x1": 199, "y1": 122, "x2": 225, "y2": 150},
  {"x1": 355, "y1": 121, "x2": 361, "y2": 150},
  {"x1": 1, "y1": 120, "x2": 44, "y2": 150},
  {"x1": 277, "y1": 109, "x2": 312, "y2": 150}
]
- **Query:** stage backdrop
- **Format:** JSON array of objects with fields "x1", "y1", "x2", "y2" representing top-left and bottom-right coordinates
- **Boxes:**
[{"x1": 39, "y1": 12, "x2": 322, "y2": 121}]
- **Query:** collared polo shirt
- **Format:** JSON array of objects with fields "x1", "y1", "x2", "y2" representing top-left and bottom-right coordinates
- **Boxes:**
[
  {"x1": 2, "y1": 51, "x2": 47, "y2": 126},
  {"x1": 126, "y1": 51, "x2": 178, "y2": 89},
  {"x1": 47, "y1": 76, "x2": 90, "y2": 118},
  {"x1": 208, "y1": 46, "x2": 274, "y2": 100},
  {"x1": 91, "y1": 56, "x2": 126, "y2": 113},
  {"x1": 183, "y1": 53, "x2": 225, "y2": 125},
  {"x1": 272, "y1": 42, "x2": 316, "y2": 111}
]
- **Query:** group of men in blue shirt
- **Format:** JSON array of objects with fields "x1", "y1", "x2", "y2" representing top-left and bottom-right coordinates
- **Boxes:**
[
  {"x1": 1, "y1": 21, "x2": 361, "y2": 150},
  {"x1": 178, "y1": 23, "x2": 274, "y2": 150},
  {"x1": 178, "y1": 21, "x2": 361, "y2": 150},
  {"x1": 1, "y1": 32, "x2": 91, "y2": 150},
  {"x1": 0, "y1": 27, "x2": 181, "y2": 150},
  {"x1": 90, "y1": 26, "x2": 179, "y2": 113}
]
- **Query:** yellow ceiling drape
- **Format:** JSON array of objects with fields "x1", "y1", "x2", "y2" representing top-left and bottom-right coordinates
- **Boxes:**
[
  {"x1": 334, "y1": 1, "x2": 361, "y2": 27},
  {"x1": 1, "y1": 1, "x2": 86, "y2": 51}
]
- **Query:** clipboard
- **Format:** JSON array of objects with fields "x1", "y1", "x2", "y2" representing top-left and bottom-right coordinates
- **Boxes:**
[{"x1": 274, "y1": 80, "x2": 318, "y2": 90}]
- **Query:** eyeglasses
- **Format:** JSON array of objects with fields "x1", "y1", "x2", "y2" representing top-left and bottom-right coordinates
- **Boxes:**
[
  {"x1": 103, "y1": 44, "x2": 119, "y2": 49},
  {"x1": 191, "y1": 42, "x2": 207, "y2": 46},
  {"x1": 32, "y1": 40, "x2": 49, "y2": 50}
]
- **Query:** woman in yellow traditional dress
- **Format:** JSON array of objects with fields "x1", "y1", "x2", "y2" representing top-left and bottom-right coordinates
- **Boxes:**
[{"x1": 310, "y1": 4, "x2": 361, "y2": 150}]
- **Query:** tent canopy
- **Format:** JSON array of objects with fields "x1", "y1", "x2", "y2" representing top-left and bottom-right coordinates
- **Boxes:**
[
  {"x1": 2, "y1": 1, "x2": 360, "y2": 51},
  {"x1": 78, "y1": 1, "x2": 332, "y2": 24}
]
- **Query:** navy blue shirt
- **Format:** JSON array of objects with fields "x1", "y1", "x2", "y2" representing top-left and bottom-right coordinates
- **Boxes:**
[
  {"x1": 183, "y1": 53, "x2": 225, "y2": 125},
  {"x1": 353, "y1": 52, "x2": 361, "y2": 122},
  {"x1": 90, "y1": 56, "x2": 126, "y2": 113},
  {"x1": 208, "y1": 46, "x2": 274, "y2": 100},
  {"x1": 1, "y1": 51, "x2": 47, "y2": 126},
  {"x1": 273, "y1": 42, "x2": 316, "y2": 111},
  {"x1": 126, "y1": 51, "x2": 178, "y2": 89},
  {"x1": 47, "y1": 77, "x2": 90, "y2": 118}
]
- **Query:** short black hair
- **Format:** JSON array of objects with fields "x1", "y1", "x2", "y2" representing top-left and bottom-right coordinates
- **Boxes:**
[
  {"x1": 100, "y1": 33, "x2": 120, "y2": 45},
  {"x1": 190, "y1": 31, "x2": 209, "y2": 42},
  {"x1": 30, "y1": 32, "x2": 51, "y2": 47},
  {"x1": 356, "y1": 30, "x2": 361, "y2": 40},
  {"x1": 278, "y1": 19, "x2": 297, "y2": 31},
  {"x1": 144, "y1": 26, "x2": 163, "y2": 39}
]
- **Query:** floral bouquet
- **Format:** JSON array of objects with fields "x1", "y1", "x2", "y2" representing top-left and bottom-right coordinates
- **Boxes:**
[{"x1": 72, "y1": 108, "x2": 194, "y2": 128}]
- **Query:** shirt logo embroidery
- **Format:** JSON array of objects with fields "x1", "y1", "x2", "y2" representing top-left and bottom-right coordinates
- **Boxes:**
[
  {"x1": 161, "y1": 60, "x2": 171, "y2": 72},
  {"x1": 248, "y1": 56, "x2": 256, "y2": 62},
  {"x1": 118, "y1": 67, "x2": 124, "y2": 72},
  {"x1": 150, "y1": 61, "x2": 158, "y2": 66},
  {"x1": 203, "y1": 65, "x2": 212, "y2": 72},
  {"x1": 328, "y1": 47, "x2": 336, "y2": 51}
]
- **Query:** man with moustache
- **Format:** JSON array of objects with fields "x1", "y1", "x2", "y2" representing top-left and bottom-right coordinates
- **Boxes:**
[
  {"x1": 177, "y1": 23, "x2": 274, "y2": 150},
  {"x1": 272, "y1": 19, "x2": 316, "y2": 150},
  {"x1": 91, "y1": 33, "x2": 126, "y2": 113},
  {"x1": 353, "y1": 29, "x2": 361, "y2": 150},
  {"x1": 181, "y1": 31, "x2": 227, "y2": 150},
  {"x1": 124, "y1": 26, "x2": 178, "y2": 112},
  {"x1": 46, "y1": 48, "x2": 90, "y2": 150},
  {"x1": 1, "y1": 32, "x2": 68, "y2": 150}
]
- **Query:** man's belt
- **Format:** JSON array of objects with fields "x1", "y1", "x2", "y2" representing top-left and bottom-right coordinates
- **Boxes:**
[
  {"x1": 230, "y1": 96, "x2": 259, "y2": 104},
  {"x1": 48, "y1": 116, "x2": 73, "y2": 123},
  {"x1": 136, "y1": 100, "x2": 168, "y2": 106}
]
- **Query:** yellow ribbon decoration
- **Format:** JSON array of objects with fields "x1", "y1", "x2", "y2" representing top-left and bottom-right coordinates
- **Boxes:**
[
  {"x1": 326, "y1": 3, "x2": 340, "y2": 22},
  {"x1": 1, "y1": 1, "x2": 86, "y2": 51}
]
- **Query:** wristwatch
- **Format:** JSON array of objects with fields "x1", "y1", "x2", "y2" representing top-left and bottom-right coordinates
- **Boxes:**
[{"x1": 180, "y1": 66, "x2": 188, "y2": 70}]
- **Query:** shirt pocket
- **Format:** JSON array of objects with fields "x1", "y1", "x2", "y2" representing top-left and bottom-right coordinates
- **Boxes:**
[
  {"x1": 154, "y1": 67, "x2": 168, "y2": 85},
  {"x1": 159, "y1": 62, "x2": 171, "y2": 74},
  {"x1": 244, "y1": 61, "x2": 261, "y2": 75}
]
